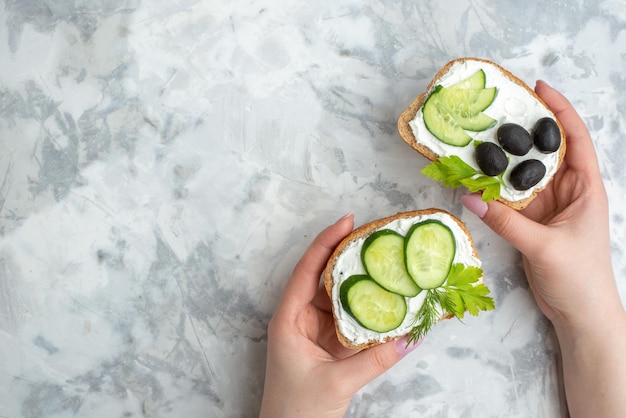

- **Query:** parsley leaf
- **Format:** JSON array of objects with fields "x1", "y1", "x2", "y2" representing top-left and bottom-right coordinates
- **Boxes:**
[
  {"x1": 421, "y1": 156, "x2": 504, "y2": 202},
  {"x1": 444, "y1": 264, "x2": 495, "y2": 317},
  {"x1": 460, "y1": 175, "x2": 502, "y2": 201},
  {"x1": 445, "y1": 263, "x2": 483, "y2": 287},
  {"x1": 421, "y1": 155, "x2": 476, "y2": 187},
  {"x1": 407, "y1": 263, "x2": 495, "y2": 344}
]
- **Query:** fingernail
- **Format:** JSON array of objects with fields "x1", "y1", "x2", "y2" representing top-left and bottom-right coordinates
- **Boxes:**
[
  {"x1": 536, "y1": 79, "x2": 551, "y2": 89},
  {"x1": 336, "y1": 212, "x2": 354, "y2": 223},
  {"x1": 461, "y1": 194, "x2": 488, "y2": 218},
  {"x1": 395, "y1": 335, "x2": 422, "y2": 356}
]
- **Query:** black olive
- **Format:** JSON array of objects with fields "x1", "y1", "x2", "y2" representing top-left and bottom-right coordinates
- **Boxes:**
[
  {"x1": 533, "y1": 117, "x2": 561, "y2": 153},
  {"x1": 475, "y1": 142, "x2": 508, "y2": 176},
  {"x1": 509, "y1": 159, "x2": 546, "y2": 190},
  {"x1": 497, "y1": 123, "x2": 532, "y2": 156}
]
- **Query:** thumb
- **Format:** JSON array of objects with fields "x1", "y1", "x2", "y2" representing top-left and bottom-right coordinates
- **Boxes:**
[
  {"x1": 335, "y1": 335, "x2": 421, "y2": 395},
  {"x1": 460, "y1": 194, "x2": 545, "y2": 256}
]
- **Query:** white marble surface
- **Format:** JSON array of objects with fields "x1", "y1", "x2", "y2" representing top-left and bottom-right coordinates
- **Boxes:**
[{"x1": 1, "y1": 1, "x2": 625, "y2": 417}]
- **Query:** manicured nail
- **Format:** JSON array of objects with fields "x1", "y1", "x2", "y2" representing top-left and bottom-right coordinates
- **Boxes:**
[
  {"x1": 536, "y1": 79, "x2": 551, "y2": 89},
  {"x1": 461, "y1": 194, "x2": 488, "y2": 218},
  {"x1": 395, "y1": 335, "x2": 422, "y2": 356},
  {"x1": 336, "y1": 212, "x2": 354, "y2": 223}
]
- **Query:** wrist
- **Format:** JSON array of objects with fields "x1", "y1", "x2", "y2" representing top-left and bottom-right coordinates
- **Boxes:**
[
  {"x1": 551, "y1": 299, "x2": 626, "y2": 352},
  {"x1": 550, "y1": 304, "x2": 626, "y2": 418},
  {"x1": 548, "y1": 270, "x2": 624, "y2": 342}
]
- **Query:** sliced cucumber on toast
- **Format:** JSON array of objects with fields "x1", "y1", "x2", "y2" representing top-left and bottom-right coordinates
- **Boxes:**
[
  {"x1": 423, "y1": 70, "x2": 497, "y2": 145},
  {"x1": 362, "y1": 230, "x2": 421, "y2": 297},
  {"x1": 438, "y1": 87, "x2": 497, "y2": 116},
  {"x1": 340, "y1": 275, "x2": 407, "y2": 332},
  {"x1": 404, "y1": 220, "x2": 456, "y2": 289},
  {"x1": 448, "y1": 68, "x2": 486, "y2": 89},
  {"x1": 423, "y1": 91, "x2": 473, "y2": 147},
  {"x1": 449, "y1": 109, "x2": 497, "y2": 132}
]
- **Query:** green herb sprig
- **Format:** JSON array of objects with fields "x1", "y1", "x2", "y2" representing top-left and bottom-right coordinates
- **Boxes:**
[
  {"x1": 421, "y1": 155, "x2": 504, "y2": 202},
  {"x1": 406, "y1": 263, "x2": 495, "y2": 345}
]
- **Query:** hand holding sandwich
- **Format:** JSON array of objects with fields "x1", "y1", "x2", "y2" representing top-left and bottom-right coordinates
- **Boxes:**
[
  {"x1": 260, "y1": 81, "x2": 625, "y2": 417},
  {"x1": 259, "y1": 214, "x2": 420, "y2": 418},
  {"x1": 462, "y1": 80, "x2": 626, "y2": 417}
]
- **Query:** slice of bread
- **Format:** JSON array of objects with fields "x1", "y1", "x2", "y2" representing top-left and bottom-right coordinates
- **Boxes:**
[
  {"x1": 398, "y1": 57, "x2": 566, "y2": 210},
  {"x1": 324, "y1": 209, "x2": 484, "y2": 350}
]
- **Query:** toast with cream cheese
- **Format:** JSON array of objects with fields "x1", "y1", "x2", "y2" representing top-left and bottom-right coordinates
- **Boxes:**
[
  {"x1": 324, "y1": 209, "x2": 493, "y2": 349},
  {"x1": 398, "y1": 57, "x2": 566, "y2": 210}
]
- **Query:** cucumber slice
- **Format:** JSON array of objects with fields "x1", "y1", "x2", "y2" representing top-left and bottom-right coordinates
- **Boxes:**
[
  {"x1": 404, "y1": 220, "x2": 455, "y2": 289},
  {"x1": 423, "y1": 92, "x2": 472, "y2": 147},
  {"x1": 448, "y1": 69, "x2": 486, "y2": 89},
  {"x1": 361, "y1": 230, "x2": 420, "y2": 297},
  {"x1": 451, "y1": 111, "x2": 497, "y2": 132},
  {"x1": 439, "y1": 87, "x2": 497, "y2": 116},
  {"x1": 340, "y1": 275, "x2": 406, "y2": 332}
]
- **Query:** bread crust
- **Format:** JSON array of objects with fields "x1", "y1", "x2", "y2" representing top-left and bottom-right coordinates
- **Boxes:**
[
  {"x1": 324, "y1": 209, "x2": 480, "y2": 350},
  {"x1": 397, "y1": 57, "x2": 566, "y2": 210}
]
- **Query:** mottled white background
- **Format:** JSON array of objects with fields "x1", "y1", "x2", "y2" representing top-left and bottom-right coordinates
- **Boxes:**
[{"x1": 1, "y1": 1, "x2": 625, "y2": 417}]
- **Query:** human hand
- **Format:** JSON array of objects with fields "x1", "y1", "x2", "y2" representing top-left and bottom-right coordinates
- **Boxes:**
[
  {"x1": 260, "y1": 214, "x2": 420, "y2": 418},
  {"x1": 462, "y1": 80, "x2": 626, "y2": 417},
  {"x1": 460, "y1": 80, "x2": 621, "y2": 333}
]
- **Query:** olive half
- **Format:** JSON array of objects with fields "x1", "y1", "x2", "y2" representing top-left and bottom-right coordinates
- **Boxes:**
[
  {"x1": 533, "y1": 117, "x2": 561, "y2": 153},
  {"x1": 475, "y1": 142, "x2": 508, "y2": 176},
  {"x1": 510, "y1": 159, "x2": 546, "y2": 190},
  {"x1": 497, "y1": 123, "x2": 532, "y2": 156}
]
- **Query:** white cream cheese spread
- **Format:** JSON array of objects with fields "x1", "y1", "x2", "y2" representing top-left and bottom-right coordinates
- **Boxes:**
[
  {"x1": 408, "y1": 60, "x2": 560, "y2": 202},
  {"x1": 331, "y1": 212, "x2": 481, "y2": 345}
]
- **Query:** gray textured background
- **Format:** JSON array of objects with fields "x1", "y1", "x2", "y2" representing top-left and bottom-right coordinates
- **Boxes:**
[{"x1": 1, "y1": 1, "x2": 625, "y2": 417}]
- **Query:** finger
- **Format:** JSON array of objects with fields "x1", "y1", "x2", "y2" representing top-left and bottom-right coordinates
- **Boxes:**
[
  {"x1": 334, "y1": 335, "x2": 421, "y2": 394},
  {"x1": 281, "y1": 214, "x2": 354, "y2": 311},
  {"x1": 461, "y1": 194, "x2": 547, "y2": 258},
  {"x1": 535, "y1": 80, "x2": 600, "y2": 175},
  {"x1": 312, "y1": 281, "x2": 358, "y2": 359},
  {"x1": 314, "y1": 308, "x2": 358, "y2": 360},
  {"x1": 312, "y1": 282, "x2": 333, "y2": 313}
]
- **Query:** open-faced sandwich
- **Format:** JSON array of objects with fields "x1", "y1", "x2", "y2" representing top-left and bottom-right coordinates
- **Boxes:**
[
  {"x1": 324, "y1": 209, "x2": 495, "y2": 349},
  {"x1": 398, "y1": 57, "x2": 566, "y2": 210}
]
